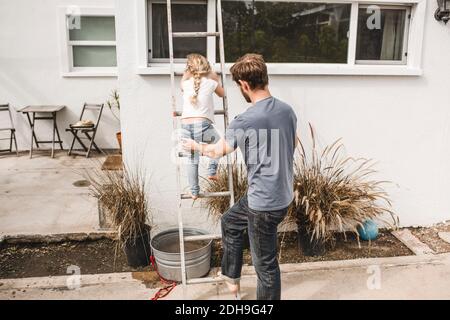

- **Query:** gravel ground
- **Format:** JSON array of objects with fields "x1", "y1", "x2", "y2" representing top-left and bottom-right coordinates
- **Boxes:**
[{"x1": 410, "y1": 221, "x2": 450, "y2": 254}]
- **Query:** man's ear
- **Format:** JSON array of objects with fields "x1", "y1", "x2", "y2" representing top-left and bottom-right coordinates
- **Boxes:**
[{"x1": 238, "y1": 80, "x2": 250, "y2": 92}]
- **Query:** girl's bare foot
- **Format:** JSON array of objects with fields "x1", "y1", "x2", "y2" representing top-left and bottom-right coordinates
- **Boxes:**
[{"x1": 189, "y1": 192, "x2": 199, "y2": 200}]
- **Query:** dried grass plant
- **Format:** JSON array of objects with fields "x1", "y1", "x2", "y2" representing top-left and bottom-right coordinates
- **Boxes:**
[
  {"x1": 287, "y1": 124, "x2": 398, "y2": 245},
  {"x1": 87, "y1": 165, "x2": 151, "y2": 246},
  {"x1": 200, "y1": 124, "x2": 397, "y2": 250},
  {"x1": 201, "y1": 161, "x2": 248, "y2": 224}
]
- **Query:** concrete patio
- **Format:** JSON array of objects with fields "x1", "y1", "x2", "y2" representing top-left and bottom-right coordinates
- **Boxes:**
[{"x1": 0, "y1": 151, "x2": 107, "y2": 237}]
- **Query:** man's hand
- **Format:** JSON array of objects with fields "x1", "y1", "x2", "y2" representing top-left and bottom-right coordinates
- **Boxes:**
[
  {"x1": 182, "y1": 137, "x2": 235, "y2": 159},
  {"x1": 182, "y1": 138, "x2": 198, "y2": 153}
]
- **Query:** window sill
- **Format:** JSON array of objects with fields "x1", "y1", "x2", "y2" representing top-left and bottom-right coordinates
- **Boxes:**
[
  {"x1": 137, "y1": 64, "x2": 422, "y2": 76},
  {"x1": 62, "y1": 69, "x2": 118, "y2": 78}
]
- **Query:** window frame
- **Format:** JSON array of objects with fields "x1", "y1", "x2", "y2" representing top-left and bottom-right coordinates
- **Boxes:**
[
  {"x1": 148, "y1": 0, "x2": 209, "y2": 63},
  {"x1": 136, "y1": 0, "x2": 427, "y2": 76},
  {"x1": 355, "y1": 4, "x2": 411, "y2": 65},
  {"x1": 58, "y1": 6, "x2": 117, "y2": 77}
]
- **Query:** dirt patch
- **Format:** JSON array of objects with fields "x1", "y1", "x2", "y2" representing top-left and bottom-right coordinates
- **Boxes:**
[
  {"x1": 0, "y1": 230, "x2": 411, "y2": 289},
  {"x1": 410, "y1": 222, "x2": 450, "y2": 254},
  {"x1": 72, "y1": 180, "x2": 91, "y2": 188},
  {"x1": 101, "y1": 154, "x2": 123, "y2": 171},
  {"x1": 211, "y1": 230, "x2": 412, "y2": 266},
  {"x1": 0, "y1": 239, "x2": 150, "y2": 280}
]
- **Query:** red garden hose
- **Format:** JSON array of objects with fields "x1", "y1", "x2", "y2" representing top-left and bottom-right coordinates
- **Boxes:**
[{"x1": 150, "y1": 255, "x2": 177, "y2": 300}]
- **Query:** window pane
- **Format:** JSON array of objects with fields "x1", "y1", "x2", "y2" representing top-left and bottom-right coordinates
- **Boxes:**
[
  {"x1": 356, "y1": 8, "x2": 406, "y2": 61},
  {"x1": 150, "y1": 3, "x2": 207, "y2": 59},
  {"x1": 69, "y1": 16, "x2": 116, "y2": 41},
  {"x1": 72, "y1": 46, "x2": 117, "y2": 67},
  {"x1": 222, "y1": 1, "x2": 351, "y2": 63}
]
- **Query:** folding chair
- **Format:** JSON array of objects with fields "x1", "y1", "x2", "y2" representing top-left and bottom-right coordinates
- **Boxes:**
[
  {"x1": 0, "y1": 104, "x2": 19, "y2": 156},
  {"x1": 66, "y1": 103, "x2": 104, "y2": 158}
]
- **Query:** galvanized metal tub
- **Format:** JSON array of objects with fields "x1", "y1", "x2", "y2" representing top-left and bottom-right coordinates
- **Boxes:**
[{"x1": 150, "y1": 228, "x2": 212, "y2": 282}]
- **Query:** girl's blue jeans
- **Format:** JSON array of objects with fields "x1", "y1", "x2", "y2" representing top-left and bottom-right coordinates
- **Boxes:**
[{"x1": 181, "y1": 120, "x2": 220, "y2": 196}]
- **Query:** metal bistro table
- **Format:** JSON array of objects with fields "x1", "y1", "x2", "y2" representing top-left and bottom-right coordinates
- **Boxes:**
[{"x1": 19, "y1": 105, "x2": 65, "y2": 158}]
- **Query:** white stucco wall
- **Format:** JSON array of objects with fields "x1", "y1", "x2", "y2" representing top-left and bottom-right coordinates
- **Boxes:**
[
  {"x1": 123, "y1": 1, "x2": 449, "y2": 229},
  {"x1": 0, "y1": 0, "x2": 120, "y2": 150}
]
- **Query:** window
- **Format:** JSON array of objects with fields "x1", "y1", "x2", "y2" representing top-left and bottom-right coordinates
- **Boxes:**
[
  {"x1": 148, "y1": 1, "x2": 207, "y2": 61},
  {"x1": 68, "y1": 16, "x2": 117, "y2": 67},
  {"x1": 221, "y1": 2, "x2": 351, "y2": 63},
  {"x1": 356, "y1": 6, "x2": 410, "y2": 64},
  {"x1": 138, "y1": 0, "x2": 426, "y2": 75},
  {"x1": 59, "y1": 7, "x2": 117, "y2": 76}
]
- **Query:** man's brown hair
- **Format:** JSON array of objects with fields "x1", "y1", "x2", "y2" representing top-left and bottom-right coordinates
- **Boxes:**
[{"x1": 230, "y1": 53, "x2": 269, "y2": 90}]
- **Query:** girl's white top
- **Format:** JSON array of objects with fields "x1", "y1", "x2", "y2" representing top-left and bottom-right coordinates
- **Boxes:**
[{"x1": 181, "y1": 77, "x2": 218, "y2": 122}]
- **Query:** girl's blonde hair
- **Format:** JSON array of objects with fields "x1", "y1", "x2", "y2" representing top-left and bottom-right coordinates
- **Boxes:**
[{"x1": 186, "y1": 53, "x2": 211, "y2": 106}]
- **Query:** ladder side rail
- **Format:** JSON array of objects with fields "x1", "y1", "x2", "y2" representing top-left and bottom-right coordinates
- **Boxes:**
[
  {"x1": 166, "y1": 0, "x2": 188, "y2": 290},
  {"x1": 217, "y1": 0, "x2": 235, "y2": 207}
]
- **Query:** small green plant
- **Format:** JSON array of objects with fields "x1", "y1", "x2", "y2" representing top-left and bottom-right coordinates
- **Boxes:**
[{"x1": 106, "y1": 89, "x2": 120, "y2": 122}]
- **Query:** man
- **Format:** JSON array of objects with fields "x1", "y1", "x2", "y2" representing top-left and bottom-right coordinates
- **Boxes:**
[{"x1": 182, "y1": 53, "x2": 297, "y2": 300}]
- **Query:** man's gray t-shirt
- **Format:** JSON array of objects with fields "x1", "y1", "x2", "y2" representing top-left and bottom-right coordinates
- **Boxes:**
[{"x1": 225, "y1": 96, "x2": 297, "y2": 211}]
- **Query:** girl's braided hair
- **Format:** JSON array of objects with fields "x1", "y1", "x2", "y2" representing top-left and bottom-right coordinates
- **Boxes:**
[{"x1": 186, "y1": 54, "x2": 211, "y2": 107}]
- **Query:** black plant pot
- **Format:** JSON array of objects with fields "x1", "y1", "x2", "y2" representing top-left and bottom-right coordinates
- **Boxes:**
[
  {"x1": 297, "y1": 225, "x2": 326, "y2": 257},
  {"x1": 123, "y1": 225, "x2": 152, "y2": 268}
]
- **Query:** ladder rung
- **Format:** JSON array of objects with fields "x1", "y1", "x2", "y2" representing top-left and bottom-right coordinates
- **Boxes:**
[
  {"x1": 187, "y1": 277, "x2": 223, "y2": 285},
  {"x1": 172, "y1": 32, "x2": 220, "y2": 38},
  {"x1": 178, "y1": 152, "x2": 190, "y2": 158},
  {"x1": 180, "y1": 191, "x2": 231, "y2": 199},
  {"x1": 184, "y1": 234, "x2": 221, "y2": 242},
  {"x1": 173, "y1": 110, "x2": 225, "y2": 117}
]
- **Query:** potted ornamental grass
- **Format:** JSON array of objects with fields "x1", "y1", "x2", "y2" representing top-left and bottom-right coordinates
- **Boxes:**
[
  {"x1": 88, "y1": 165, "x2": 152, "y2": 268},
  {"x1": 287, "y1": 124, "x2": 398, "y2": 256},
  {"x1": 201, "y1": 124, "x2": 398, "y2": 257}
]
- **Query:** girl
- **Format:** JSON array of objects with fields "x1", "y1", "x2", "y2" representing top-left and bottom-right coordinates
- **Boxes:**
[{"x1": 181, "y1": 53, "x2": 224, "y2": 200}]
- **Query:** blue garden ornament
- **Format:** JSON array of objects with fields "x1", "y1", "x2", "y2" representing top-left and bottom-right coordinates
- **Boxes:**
[{"x1": 358, "y1": 219, "x2": 379, "y2": 241}]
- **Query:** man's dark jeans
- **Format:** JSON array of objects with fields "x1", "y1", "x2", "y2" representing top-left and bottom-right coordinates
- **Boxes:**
[{"x1": 221, "y1": 194, "x2": 288, "y2": 300}]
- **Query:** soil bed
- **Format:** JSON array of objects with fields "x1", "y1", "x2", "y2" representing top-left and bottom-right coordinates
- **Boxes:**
[
  {"x1": 1, "y1": 230, "x2": 411, "y2": 288},
  {"x1": 211, "y1": 230, "x2": 411, "y2": 266},
  {"x1": 0, "y1": 239, "x2": 147, "y2": 280}
]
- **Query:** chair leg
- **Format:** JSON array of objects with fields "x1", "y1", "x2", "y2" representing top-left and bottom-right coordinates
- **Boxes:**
[
  {"x1": 74, "y1": 132, "x2": 88, "y2": 151},
  {"x1": 68, "y1": 130, "x2": 77, "y2": 156},
  {"x1": 85, "y1": 132, "x2": 94, "y2": 158},
  {"x1": 83, "y1": 130, "x2": 103, "y2": 158},
  {"x1": 54, "y1": 118, "x2": 63, "y2": 150},
  {"x1": 51, "y1": 112, "x2": 56, "y2": 158},
  {"x1": 83, "y1": 132, "x2": 101, "y2": 153},
  {"x1": 29, "y1": 112, "x2": 36, "y2": 159},
  {"x1": 12, "y1": 130, "x2": 18, "y2": 157},
  {"x1": 9, "y1": 130, "x2": 13, "y2": 153}
]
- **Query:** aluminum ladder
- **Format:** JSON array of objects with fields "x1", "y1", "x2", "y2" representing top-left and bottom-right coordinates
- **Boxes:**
[{"x1": 166, "y1": 0, "x2": 235, "y2": 295}]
